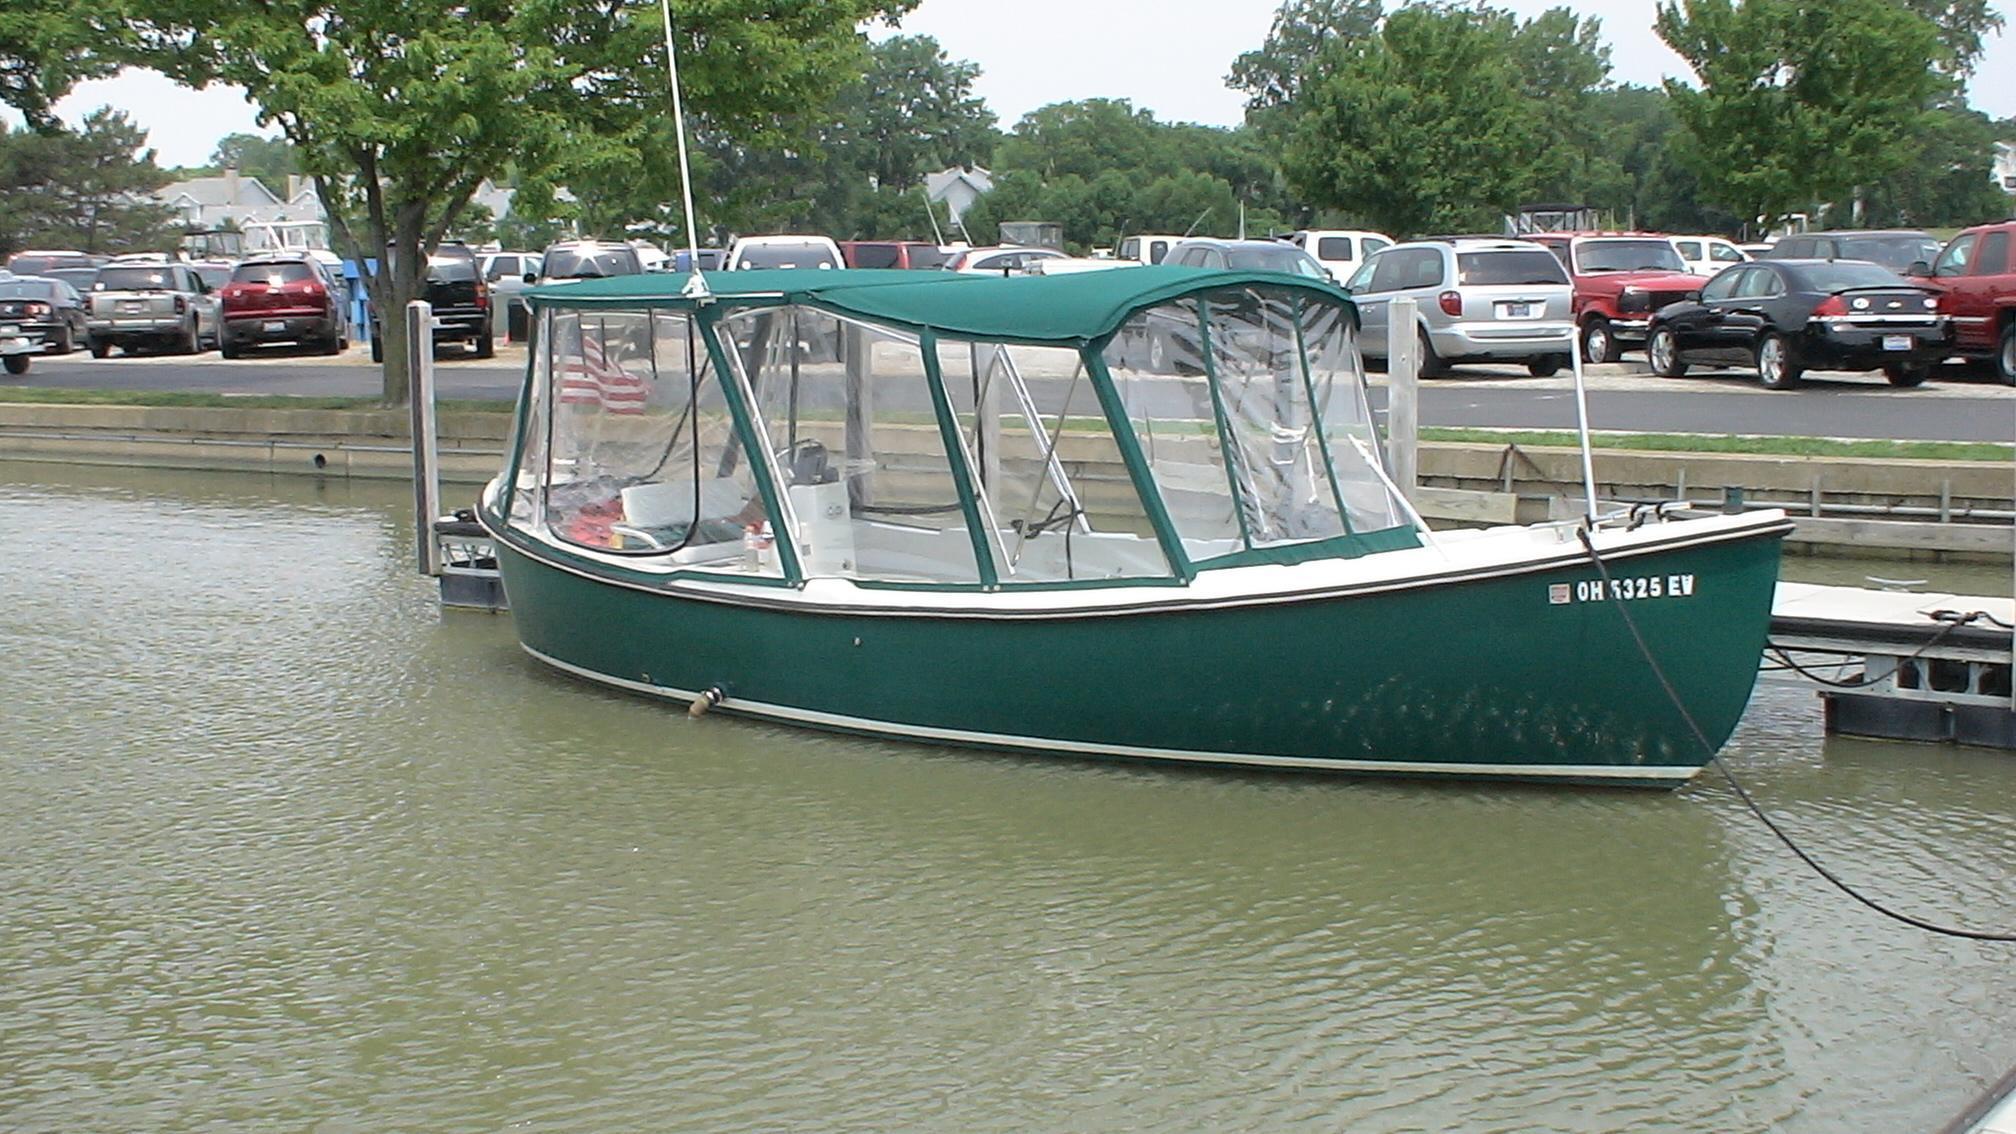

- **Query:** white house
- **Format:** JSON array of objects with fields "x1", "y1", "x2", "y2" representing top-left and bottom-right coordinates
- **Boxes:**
[
  {"x1": 1993, "y1": 142, "x2": 2016, "y2": 200},
  {"x1": 157, "y1": 170, "x2": 307, "y2": 231},
  {"x1": 924, "y1": 165, "x2": 993, "y2": 226}
]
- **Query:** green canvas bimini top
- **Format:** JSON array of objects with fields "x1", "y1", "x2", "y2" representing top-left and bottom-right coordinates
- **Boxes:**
[{"x1": 525, "y1": 265, "x2": 1355, "y2": 346}]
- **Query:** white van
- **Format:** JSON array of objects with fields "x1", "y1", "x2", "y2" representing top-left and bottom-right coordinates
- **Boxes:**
[
  {"x1": 1670, "y1": 235, "x2": 1748, "y2": 276},
  {"x1": 1290, "y1": 229, "x2": 1394, "y2": 277},
  {"x1": 1114, "y1": 234, "x2": 1184, "y2": 265},
  {"x1": 725, "y1": 235, "x2": 844, "y2": 271}
]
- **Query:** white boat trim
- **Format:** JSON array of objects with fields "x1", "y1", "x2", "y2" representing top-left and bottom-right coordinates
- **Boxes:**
[{"x1": 522, "y1": 644, "x2": 1704, "y2": 783}]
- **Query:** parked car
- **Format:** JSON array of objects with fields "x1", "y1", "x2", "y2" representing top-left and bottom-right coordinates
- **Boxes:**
[
  {"x1": 1909, "y1": 220, "x2": 2016, "y2": 383},
  {"x1": 216, "y1": 254, "x2": 347, "y2": 357},
  {"x1": 0, "y1": 273, "x2": 90, "y2": 365},
  {"x1": 1344, "y1": 238, "x2": 1574, "y2": 376},
  {"x1": 43, "y1": 266, "x2": 101, "y2": 293},
  {"x1": 1165, "y1": 238, "x2": 1329, "y2": 278},
  {"x1": 839, "y1": 241, "x2": 948, "y2": 270},
  {"x1": 533, "y1": 240, "x2": 644, "y2": 281},
  {"x1": 942, "y1": 245, "x2": 1068, "y2": 275},
  {"x1": 1526, "y1": 232, "x2": 1709, "y2": 363},
  {"x1": 1645, "y1": 259, "x2": 1947, "y2": 388},
  {"x1": 1770, "y1": 229, "x2": 1943, "y2": 275},
  {"x1": 370, "y1": 240, "x2": 493, "y2": 361},
  {"x1": 725, "y1": 235, "x2": 845, "y2": 271},
  {"x1": 669, "y1": 248, "x2": 726, "y2": 272},
  {"x1": 5, "y1": 249, "x2": 96, "y2": 277},
  {"x1": 1671, "y1": 235, "x2": 1750, "y2": 276},
  {"x1": 1289, "y1": 229, "x2": 1395, "y2": 278},
  {"x1": 481, "y1": 250, "x2": 543, "y2": 341},
  {"x1": 1738, "y1": 242, "x2": 1776, "y2": 259},
  {"x1": 1113, "y1": 233, "x2": 1185, "y2": 265},
  {"x1": 84, "y1": 261, "x2": 219, "y2": 356}
]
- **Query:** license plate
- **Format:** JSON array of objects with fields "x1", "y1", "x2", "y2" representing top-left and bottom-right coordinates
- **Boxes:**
[
  {"x1": 263, "y1": 320, "x2": 288, "y2": 334},
  {"x1": 121, "y1": 301, "x2": 144, "y2": 313},
  {"x1": 1499, "y1": 302, "x2": 1533, "y2": 319},
  {"x1": 1883, "y1": 334, "x2": 1911, "y2": 351}
]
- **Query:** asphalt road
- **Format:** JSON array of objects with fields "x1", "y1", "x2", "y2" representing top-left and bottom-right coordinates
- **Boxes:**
[{"x1": 6, "y1": 343, "x2": 2012, "y2": 444}]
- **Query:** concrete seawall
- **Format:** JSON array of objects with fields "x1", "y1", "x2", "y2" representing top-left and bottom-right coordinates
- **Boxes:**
[{"x1": 2, "y1": 402, "x2": 2009, "y2": 558}]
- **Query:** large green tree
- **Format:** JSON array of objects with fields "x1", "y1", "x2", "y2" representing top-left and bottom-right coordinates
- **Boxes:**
[
  {"x1": 1655, "y1": 0, "x2": 1950, "y2": 232},
  {"x1": 0, "y1": 0, "x2": 117, "y2": 131},
  {"x1": 1228, "y1": 0, "x2": 1384, "y2": 129},
  {"x1": 124, "y1": 0, "x2": 906, "y2": 403},
  {"x1": 0, "y1": 108, "x2": 174, "y2": 257},
  {"x1": 206, "y1": 133, "x2": 302, "y2": 194},
  {"x1": 1280, "y1": 4, "x2": 1604, "y2": 236}
]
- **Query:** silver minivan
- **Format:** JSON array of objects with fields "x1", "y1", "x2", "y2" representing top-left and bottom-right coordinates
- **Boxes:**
[{"x1": 1345, "y1": 238, "x2": 1575, "y2": 376}]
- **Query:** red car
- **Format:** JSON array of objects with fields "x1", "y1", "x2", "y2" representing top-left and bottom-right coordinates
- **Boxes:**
[
  {"x1": 216, "y1": 255, "x2": 346, "y2": 357},
  {"x1": 838, "y1": 241, "x2": 949, "y2": 270},
  {"x1": 1527, "y1": 233, "x2": 1709, "y2": 363},
  {"x1": 1911, "y1": 221, "x2": 2015, "y2": 384}
]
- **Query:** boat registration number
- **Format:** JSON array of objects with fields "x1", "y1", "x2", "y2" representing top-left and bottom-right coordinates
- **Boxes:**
[
  {"x1": 1883, "y1": 334, "x2": 1912, "y2": 352},
  {"x1": 1550, "y1": 574, "x2": 1695, "y2": 605}
]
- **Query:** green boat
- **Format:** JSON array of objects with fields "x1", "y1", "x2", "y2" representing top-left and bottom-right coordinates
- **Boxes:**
[{"x1": 477, "y1": 265, "x2": 1790, "y2": 786}]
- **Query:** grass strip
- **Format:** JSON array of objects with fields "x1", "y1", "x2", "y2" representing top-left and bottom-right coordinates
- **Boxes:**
[
  {"x1": 1422, "y1": 427, "x2": 2015, "y2": 463},
  {"x1": 0, "y1": 387, "x2": 518, "y2": 413}
]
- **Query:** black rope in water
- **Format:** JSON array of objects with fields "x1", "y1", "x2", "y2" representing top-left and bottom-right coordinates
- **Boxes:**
[
  {"x1": 1577, "y1": 527, "x2": 2016, "y2": 943},
  {"x1": 1761, "y1": 610, "x2": 1986, "y2": 689}
]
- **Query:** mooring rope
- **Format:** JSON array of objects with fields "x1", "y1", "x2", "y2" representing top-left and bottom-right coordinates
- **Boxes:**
[{"x1": 1577, "y1": 526, "x2": 2016, "y2": 943}]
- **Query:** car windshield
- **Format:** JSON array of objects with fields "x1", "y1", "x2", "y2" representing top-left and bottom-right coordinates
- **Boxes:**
[
  {"x1": 737, "y1": 243, "x2": 839, "y2": 270},
  {"x1": 46, "y1": 268, "x2": 98, "y2": 289},
  {"x1": 1793, "y1": 261, "x2": 1910, "y2": 292},
  {"x1": 95, "y1": 266, "x2": 179, "y2": 291},
  {"x1": 1224, "y1": 246, "x2": 1327, "y2": 277},
  {"x1": 193, "y1": 266, "x2": 231, "y2": 290},
  {"x1": 232, "y1": 262, "x2": 316, "y2": 286},
  {"x1": 0, "y1": 280, "x2": 57, "y2": 300},
  {"x1": 7, "y1": 255, "x2": 91, "y2": 275},
  {"x1": 427, "y1": 255, "x2": 478, "y2": 282},
  {"x1": 847, "y1": 244, "x2": 902, "y2": 269},
  {"x1": 1574, "y1": 239, "x2": 1685, "y2": 273},
  {"x1": 1832, "y1": 236, "x2": 1939, "y2": 272},
  {"x1": 1457, "y1": 250, "x2": 1570, "y2": 286},
  {"x1": 907, "y1": 246, "x2": 949, "y2": 270},
  {"x1": 545, "y1": 247, "x2": 641, "y2": 278}
]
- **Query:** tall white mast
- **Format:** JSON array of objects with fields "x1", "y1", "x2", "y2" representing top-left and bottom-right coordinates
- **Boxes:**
[{"x1": 659, "y1": 0, "x2": 710, "y2": 300}]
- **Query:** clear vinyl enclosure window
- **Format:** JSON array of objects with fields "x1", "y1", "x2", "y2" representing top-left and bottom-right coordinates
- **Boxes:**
[
  {"x1": 1101, "y1": 287, "x2": 1406, "y2": 564},
  {"x1": 520, "y1": 307, "x2": 781, "y2": 576},
  {"x1": 719, "y1": 306, "x2": 981, "y2": 584},
  {"x1": 938, "y1": 339, "x2": 1171, "y2": 582}
]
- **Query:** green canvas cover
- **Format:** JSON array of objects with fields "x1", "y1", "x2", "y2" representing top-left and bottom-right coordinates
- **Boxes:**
[{"x1": 525, "y1": 265, "x2": 1355, "y2": 346}]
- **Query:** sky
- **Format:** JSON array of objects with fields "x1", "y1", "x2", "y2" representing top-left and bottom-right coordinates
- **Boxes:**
[{"x1": 18, "y1": 0, "x2": 2016, "y2": 169}]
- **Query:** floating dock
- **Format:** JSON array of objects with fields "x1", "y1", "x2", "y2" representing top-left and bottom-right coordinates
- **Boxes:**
[{"x1": 1771, "y1": 581, "x2": 2016, "y2": 747}]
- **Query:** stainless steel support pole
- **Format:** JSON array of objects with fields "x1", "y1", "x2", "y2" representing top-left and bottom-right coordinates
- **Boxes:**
[
  {"x1": 408, "y1": 300, "x2": 441, "y2": 577},
  {"x1": 1387, "y1": 297, "x2": 1418, "y2": 502},
  {"x1": 1567, "y1": 329, "x2": 1599, "y2": 524}
]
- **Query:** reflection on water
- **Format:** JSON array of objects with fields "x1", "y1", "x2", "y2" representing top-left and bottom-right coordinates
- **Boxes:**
[{"x1": 1, "y1": 461, "x2": 2012, "y2": 1132}]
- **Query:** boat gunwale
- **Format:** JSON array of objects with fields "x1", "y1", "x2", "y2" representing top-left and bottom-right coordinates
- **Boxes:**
[{"x1": 479, "y1": 500, "x2": 1793, "y2": 621}]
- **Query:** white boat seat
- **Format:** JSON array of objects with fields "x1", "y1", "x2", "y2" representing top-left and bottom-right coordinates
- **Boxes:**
[{"x1": 621, "y1": 478, "x2": 748, "y2": 529}]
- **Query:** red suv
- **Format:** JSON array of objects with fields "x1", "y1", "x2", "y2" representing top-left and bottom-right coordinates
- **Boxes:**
[
  {"x1": 1527, "y1": 233, "x2": 1709, "y2": 363},
  {"x1": 1912, "y1": 221, "x2": 2016, "y2": 384},
  {"x1": 838, "y1": 241, "x2": 948, "y2": 270},
  {"x1": 216, "y1": 255, "x2": 346, "y2": 357}
]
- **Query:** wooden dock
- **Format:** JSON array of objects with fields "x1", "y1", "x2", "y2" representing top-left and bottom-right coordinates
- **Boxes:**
[{"x1": 1770, "y1": 582, "x2": 2016, "y2": 747}]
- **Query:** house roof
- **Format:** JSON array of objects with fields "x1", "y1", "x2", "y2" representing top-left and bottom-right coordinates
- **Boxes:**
[{"x1": 156, "y1": 175, "x2": 281, "y2": 208}]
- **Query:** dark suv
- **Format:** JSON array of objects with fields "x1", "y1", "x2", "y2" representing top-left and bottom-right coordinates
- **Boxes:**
[{"x1": 371, "y1": 240, "x2": 493, "y2": 360}]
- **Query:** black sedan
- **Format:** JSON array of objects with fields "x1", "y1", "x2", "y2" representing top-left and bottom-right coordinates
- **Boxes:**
[
  {"x1": 1645, "y1": 259, "x2": 1949, "y2": 388},
  {"x1": 0, "y1": 275, "x2": 91, "y2": 357}
]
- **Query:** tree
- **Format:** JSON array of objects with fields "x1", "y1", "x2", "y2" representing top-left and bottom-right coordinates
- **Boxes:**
[
  {"x1": 0, "y1": 108, "x2": 174, "y2": 257},
  {"x1": 1897, "y1": 0, "x2": 2004, "y2": 76},
  {"x1": 1281, "y1": 5, "x2": 1565, "y2": 236},
  {"x1": 208, "y1": 133, "x2": 301, "y2": 193},
  {"x1": 1228, "y1": 0, "x2": 1384, "y2": 123},
  {"x1": 125, "y1": 0, "x2": 908, "y2": 404},
  {"x1": 0, "y1": 1, "x2": 117, "y2": 131},
  {"x1": 1656, "y1": 0, "x2": 1949, "y2": 231},
  {"x1": 840, "y1": 35, "x2": 995, "y2": 193}
]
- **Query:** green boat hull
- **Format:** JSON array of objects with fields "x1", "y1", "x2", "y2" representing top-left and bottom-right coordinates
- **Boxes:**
[{"x1": 489, "y1": 520, "x2": 1786, "y2": 787}]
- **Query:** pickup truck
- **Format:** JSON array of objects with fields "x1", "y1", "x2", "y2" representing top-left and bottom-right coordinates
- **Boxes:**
[
  {"x1": 1526, "y1": 233, "x2": 1709, "y2": 363},
  {"x1": 1911, "y1": 221, "x2": 2016, "y2": 383}
]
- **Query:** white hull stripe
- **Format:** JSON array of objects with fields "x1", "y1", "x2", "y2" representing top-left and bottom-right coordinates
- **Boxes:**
[{"x1": 523, "y1": 645, "x2": 1702, "y2": 784}]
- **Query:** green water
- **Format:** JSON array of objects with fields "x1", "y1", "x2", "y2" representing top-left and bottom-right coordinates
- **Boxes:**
[{"x1": 1, "y1": 461, "x2": 2011, "y2": 1132}]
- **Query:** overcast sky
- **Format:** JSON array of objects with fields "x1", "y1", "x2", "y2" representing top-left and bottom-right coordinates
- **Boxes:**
[{"x1": 20, "y1": 0, "x2": 2015, "y2": 168}]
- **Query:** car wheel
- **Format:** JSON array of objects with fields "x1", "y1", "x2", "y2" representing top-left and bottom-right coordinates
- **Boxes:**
[
  {"x1": 52, "y1": 323, "x2": 75, "y2": 355},
  {"x1": 473, "y1": 327, "x2": 495, "y2": 359},
  {"x1": 1526, "y1": 354, "x2": 1565, "y2": 378},
  {"x1": 1999, "y1": 322, "x2": 2016, "y2": 386},
  {"x1": 370, "y1": 336, "x2": 385, "y2": 363},
  {"x1": 88, "y1": 336, "x2": 111, "y2": 359},
  {"x1": 3, "y1": 354, "x2": 29, "y2": 376},
  {"x1": 1882, "y1": 362, "x2": 1930, "y2": 387},
  {"x1": 220, "y1": 339, "x2": 241, "y2": 360},
  {"x1": 179, "y1": 317, "x2": 200, "y2": 355},
  {"x1": 1580, "y1": 317, "x2": 1618, "y2": 365},
  {"x1": 320, "y1": 326, "x2": 343, "y2": 355},
  {"x1": 1755, "y1": 332, "x2": 1802, "y2": 389},
  {"x1": 1647, "y1": 327, "x2": 1688, "y2": 377},
  {"x1": 1416, "y1": 327, "x2": 1447, "y2": 378}
]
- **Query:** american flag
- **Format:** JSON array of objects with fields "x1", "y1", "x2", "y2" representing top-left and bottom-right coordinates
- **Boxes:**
[{"x1": 558, "y1": 331, "x2": 648, "y2": 414}]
